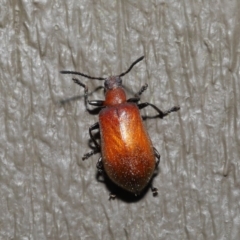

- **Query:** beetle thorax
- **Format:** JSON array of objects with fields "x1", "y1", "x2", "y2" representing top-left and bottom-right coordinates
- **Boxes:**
[{"x1": 104, "y1": 87, "x2": 127, "y2": 106}]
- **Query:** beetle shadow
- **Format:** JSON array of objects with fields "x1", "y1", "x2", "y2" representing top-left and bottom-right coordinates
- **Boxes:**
[{"x1": 95, "y1": 167, "x2": 160, "y2": 203}]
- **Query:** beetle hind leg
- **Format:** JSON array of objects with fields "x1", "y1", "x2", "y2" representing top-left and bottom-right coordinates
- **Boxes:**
[
  {"x1": 151, "y1": 148, "x2": 160, "y2": 197},
  {"x1": 109, "y1": 193, "x2": 117, "y2": 200},
  {"x1": 153, "y1": 147, "x2": 160, "y2": 167},
  {"x1": 151, "y1": 186, "x2": 158, "y2": 197}
]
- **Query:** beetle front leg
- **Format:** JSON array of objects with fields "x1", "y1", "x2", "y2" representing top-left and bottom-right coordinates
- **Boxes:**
[
  {"x1": 138, "y1": 102, "x2": 180, "y2": 118},
  {"x1": 135, "y1": 83, "x2": 148, "y2": 97},
  {"x1": 72, "y1": 78, "x2": 104, "y2": 111},
  {"x1": 127, "y1": 83, "x2": 148, "y2": 103},
  {"x1": 82, "y1": 122, "x2": 100, "y2": 160}
]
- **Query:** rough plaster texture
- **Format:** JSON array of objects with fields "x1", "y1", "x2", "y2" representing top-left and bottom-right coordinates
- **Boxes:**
[{"x1": 0, "y1": 1, "x2": 240, "y2": 240}]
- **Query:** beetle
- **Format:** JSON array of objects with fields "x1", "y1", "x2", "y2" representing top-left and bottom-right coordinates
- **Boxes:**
[{"x1": 60, "y1": 56, "x2": 180, "y2": 197}]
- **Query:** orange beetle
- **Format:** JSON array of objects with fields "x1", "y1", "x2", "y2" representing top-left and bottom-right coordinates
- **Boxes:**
[{"x1": 61, "y1": 56, "x2": 180, "y2": 197}]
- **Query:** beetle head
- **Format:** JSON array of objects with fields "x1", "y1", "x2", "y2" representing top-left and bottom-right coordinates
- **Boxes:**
[{"x1": 104, "y1": 76, "x2": 123, "y2": 90}]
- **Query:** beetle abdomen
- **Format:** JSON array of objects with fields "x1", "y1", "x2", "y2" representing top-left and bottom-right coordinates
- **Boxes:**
[{"x1": 99, "y1": 103, "x2": 156, "y2": 194}]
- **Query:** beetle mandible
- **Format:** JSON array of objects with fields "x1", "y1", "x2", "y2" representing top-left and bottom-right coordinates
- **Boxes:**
[{"x1": 60, "y1": 56, "x2": 180, "y2": 198}]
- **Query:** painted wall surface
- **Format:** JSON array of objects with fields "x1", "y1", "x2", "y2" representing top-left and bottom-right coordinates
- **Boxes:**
[{"x1": 0, "y1": 1, "x2": 239, "y2": 239}]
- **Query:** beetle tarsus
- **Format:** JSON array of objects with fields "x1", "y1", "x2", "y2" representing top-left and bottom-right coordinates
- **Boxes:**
[
  {"x1": 82, "y1": 149, "x2": 99, "y2": 160},
  {"x1": 82, "y1": 151, "x2": 93, "y2": 161},
  {"x1": 127, "y1": 84, "x2": 148, "y2": 103},
  {"x1": 109, "y1": 193, "x2": 117, "y2": 200},
  {"x1": 135, "y1": 83, "x2": 148, "y2": 97},
  {"x1": 162, "y1": 106, "x2": 180, "y2": 117},
  {"x1": 151, "y1": 186, "x2": 158, "y2": 197}
]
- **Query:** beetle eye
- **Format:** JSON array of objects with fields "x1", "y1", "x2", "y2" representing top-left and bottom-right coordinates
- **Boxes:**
[
  {"x1": 104, "y1": 81, "x2": 108, "y2": 88},
  {"x1": 116, "y1": 77, "x2": 122, "y2": 85}
]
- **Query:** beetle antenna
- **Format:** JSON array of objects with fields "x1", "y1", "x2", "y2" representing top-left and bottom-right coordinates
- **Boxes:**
[
  {"x1": 119, "y1": 56, "x2": 144, "y2": 77},
  {"x1": 60, "y1": 71, "x2": 105, "y2": 81}
]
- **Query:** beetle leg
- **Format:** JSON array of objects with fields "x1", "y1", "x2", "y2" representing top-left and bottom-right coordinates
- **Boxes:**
[
  {"x1": 96, "y1": 157, "x2": 103, "y2": 172},
  {"x1": 82, "y1": 149, "x2": 99, "y2": 161},
  {"x1": 88, "y1": 100, "x2": 104, "y2": 107},
  {"x1": 109, "y1": 193, "x2": 117, "y2": 200},
  {"x1": 135, "y1": 83, "x2": 148, "y2": 97},
  {"x1": 82, "y1": 122, "x2": 100, "y2": 160},
  {"x1": 88, "y1": 122, "x2": 100, "y2": 148},
  {"x1": 127, "y1": 83, "x2": 148, "y2": 103},
  {"x1": 72, "y1": 78, "x2": 90, "y2": 111},
  {"x1": 72, "y1": 78, "x2": 104, "y2": 110},
  {"x1": 138, "y1": 102, "x2": 180, "y2": 118},
  {"x1": 153, "y1": 147, "x2": 160, "y2": 167},
  {"x1": 151, "y1": 186, "x2": 158, "y2": 197},
  {"x1": 127, "y1": 97, "x2": 140, "y2": 103}
]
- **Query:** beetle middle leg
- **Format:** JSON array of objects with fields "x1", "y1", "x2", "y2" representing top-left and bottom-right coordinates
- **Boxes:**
[
  {"x1": 82, "y1": 122, "x2": 100, "y2": 160},
  {"x1": 138, "y1": 102, "x2": 180, "y2": 118}
]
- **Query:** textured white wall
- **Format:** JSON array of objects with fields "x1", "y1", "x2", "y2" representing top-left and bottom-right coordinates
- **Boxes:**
[{"x1": 1, "y1": 1, "x2": 240, "y2": 239}]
